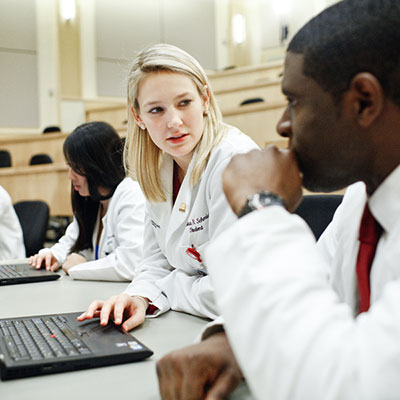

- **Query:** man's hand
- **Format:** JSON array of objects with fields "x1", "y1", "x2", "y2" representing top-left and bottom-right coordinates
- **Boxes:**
[
  {"x1": 223, "y1": 145, "x2": 303, "y2": 214},
  {"x1": 157, "y1": 331, "x2": 243, "y2": 400}
]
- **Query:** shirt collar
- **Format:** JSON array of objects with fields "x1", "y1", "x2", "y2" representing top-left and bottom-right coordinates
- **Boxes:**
[{"x1": 369, "y1": 164, "x2": 400, "y2": 233}]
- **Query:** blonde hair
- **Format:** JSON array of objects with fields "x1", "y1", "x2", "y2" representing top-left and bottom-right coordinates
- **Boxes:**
[{"x1": 124, "y1": 43, "x2": 227, "y2": 202}]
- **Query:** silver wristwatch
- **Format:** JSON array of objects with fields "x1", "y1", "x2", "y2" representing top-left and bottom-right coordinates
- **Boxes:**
[{"x1": 238, "y1": 191, "x2": 286, "y2": 218}]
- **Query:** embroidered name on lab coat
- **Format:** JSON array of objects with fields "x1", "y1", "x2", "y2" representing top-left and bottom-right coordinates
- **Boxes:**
[{"x1": 186, "y1": 213, "x2": 209, "y2": 233}]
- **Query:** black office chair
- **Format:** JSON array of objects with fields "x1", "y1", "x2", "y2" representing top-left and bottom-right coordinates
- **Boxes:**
[
  {"x1": 240, "y1": 97, "x2": 265, "y2": 106},
  {"x1": 0, "y1": 150, "x2": 12, "y2": 167},
  {"x1": 13, "y1": 200, "x2": 50, "y2": 256},
  {"x1": 294, "y1": 194, "x2": 344, "y2": 240},
  {"x1": 29, "y1": 153, "x2": 53, "y2": 165}
]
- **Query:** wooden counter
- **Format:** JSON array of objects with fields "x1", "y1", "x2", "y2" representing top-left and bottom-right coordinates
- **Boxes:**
[{"x1": 0, "y1": 163, "x2": 72, "y2": 216}]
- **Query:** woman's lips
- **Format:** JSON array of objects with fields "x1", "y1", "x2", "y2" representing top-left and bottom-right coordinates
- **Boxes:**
[{"x1": 167, "y1": 133, "x2": 188, "y2": 143}]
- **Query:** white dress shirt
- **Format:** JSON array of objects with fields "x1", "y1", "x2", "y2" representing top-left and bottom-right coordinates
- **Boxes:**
[{"x1": 205, "y1": 164, "x2": 400, "y2": 400}]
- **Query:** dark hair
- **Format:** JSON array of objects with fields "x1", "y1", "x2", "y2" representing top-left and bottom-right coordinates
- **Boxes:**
[
  {"x1": 63, "y1": 121, "x2": 125, "y2": 253},
  {"x1": 288, "y1": 0, "x2": 400, "y2": 106}
]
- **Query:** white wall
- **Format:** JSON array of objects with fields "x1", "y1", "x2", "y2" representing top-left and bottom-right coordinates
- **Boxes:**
[
  {"x1": 94, "y1": 0, "x2": 161, "y2": 98},
  {"x1": 94, "y1": 0, "x2": 217, "y2": 98},
  {"x1": 162, "y1": 0, "x2": 217, "y2": 69},
  {"x1": 259, "y1": 0, "x2": 339, "y2": 61},
  {"x1": 0, "y1": 0, "x2": 39, "y2": 128},
  {"x1": 0, "y1": 0, "x2": 338, "y2": 129},
  {"x1": 36, "y1": 0, "x2": 60, "y2": 131}
]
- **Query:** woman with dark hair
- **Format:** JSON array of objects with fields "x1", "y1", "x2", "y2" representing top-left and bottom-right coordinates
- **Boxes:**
[{"x1": 29, "y1": 121, "x2": 145, "y2": 281}]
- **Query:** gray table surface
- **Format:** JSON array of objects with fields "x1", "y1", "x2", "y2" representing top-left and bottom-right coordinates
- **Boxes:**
[{"x1": 0, "y1": 267, "x2": 253, "y2": 399}]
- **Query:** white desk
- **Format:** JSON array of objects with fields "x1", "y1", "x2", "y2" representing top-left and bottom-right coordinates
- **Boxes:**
[{"x1": 0, "y1": 273, "x2": 253, "y2": 399}]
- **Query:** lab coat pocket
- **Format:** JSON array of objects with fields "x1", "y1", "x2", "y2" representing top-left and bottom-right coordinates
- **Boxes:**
[
  {"x1": 101, "y1": 234, "x2": 117, "y2": 257},
  {"x1": 181, "y1": 242, "x2": 208, "y2": 276}
]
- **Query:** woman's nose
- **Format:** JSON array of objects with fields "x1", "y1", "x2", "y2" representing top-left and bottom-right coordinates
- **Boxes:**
[
  {"x1": 167, "y1": 109, "x2": 183, "y2": 129},
  {"x1": 67, "y1": 167, "x2": 75, "y2": 180}
]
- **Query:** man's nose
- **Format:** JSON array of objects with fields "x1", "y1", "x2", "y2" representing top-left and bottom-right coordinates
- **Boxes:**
[{"x1": 276, "y1": 110, "x2": 291, "y2": 138}]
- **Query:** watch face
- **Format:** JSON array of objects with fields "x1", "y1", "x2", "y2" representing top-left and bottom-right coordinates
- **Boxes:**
[
  {"x1": 251, "y1": 192, "x2": 284, "y2": 209},
  {"x1": 258, "y1": 192, "x2": 271, "y2": 203},
  {"x1": 239, "y1": 191, "x2": 285, "y2": 218}
]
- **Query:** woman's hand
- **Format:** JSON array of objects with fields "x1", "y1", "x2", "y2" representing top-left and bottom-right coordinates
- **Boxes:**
[
  {"x1": 29, "y1": 251, "x2": 60, "y2": 272},
  {"x1": 77, "y1": 294, "x2": 149, "y2": 331},
  {"x1": 62, "y1": 253, "x2": 87, "y2": 274}
]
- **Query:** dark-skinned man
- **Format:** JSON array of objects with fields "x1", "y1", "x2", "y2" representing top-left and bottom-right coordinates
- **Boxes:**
[{"x1": 157, "y1": 1, "x2": 400, "y2": 399}]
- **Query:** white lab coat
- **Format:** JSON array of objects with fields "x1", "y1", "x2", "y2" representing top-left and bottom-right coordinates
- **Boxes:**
[
  {"x1": 39, "y1": 178, "x2": 145, "y2": 281},
  {"x1": 0, "y1": 185, "x2": 25, "y2": 259},
  {"x1": 205, "y1": 164, "x2": 400, "y2": 400},
  {"x1": 124, "y1": 126, "x2": 259, "y2": 318}
]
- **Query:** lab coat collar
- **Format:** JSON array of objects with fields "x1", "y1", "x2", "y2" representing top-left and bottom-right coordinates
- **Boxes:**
[{"x1": 159, "y1": 151, "x2": 198, "y2": 243}]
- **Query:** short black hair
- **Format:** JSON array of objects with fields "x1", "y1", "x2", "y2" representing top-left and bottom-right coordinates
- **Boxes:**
[
  {"x1": 63, "y1": 121, "x2": 125, "y2": 252},
  {"x1": 288, "y1": 0, "x2": 400, "y2": 106}
]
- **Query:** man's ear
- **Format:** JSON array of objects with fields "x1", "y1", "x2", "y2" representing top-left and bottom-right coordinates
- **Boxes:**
[{"x1": 347, "y1": 72, "x2": 384, "y2": 128}]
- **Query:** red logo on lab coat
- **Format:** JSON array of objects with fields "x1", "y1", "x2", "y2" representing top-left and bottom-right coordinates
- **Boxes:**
[{"x1": 186, "y1": 246, "x2": 202, "y2": 263}]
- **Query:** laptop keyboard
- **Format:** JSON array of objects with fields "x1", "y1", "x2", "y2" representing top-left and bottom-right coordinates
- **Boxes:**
[
  {"x1": 0, "y1": 265, "x2": 23, "y2": 278},
  {"x1": 0, "y1": 316, "x2": 92, "y2": 361}
]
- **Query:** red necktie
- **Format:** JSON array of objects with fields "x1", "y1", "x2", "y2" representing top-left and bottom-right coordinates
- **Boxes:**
[{"x1": 356, "y1": 204, "x2": 382, "y2": 313}]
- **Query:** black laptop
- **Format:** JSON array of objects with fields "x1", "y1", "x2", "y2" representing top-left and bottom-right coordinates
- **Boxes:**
[
  {"x1": 0, "y1": 311, "x2": 153, "y2": 380},
  {"x1": 0, "y1": 262, "x2": 60, "y2": 285}
]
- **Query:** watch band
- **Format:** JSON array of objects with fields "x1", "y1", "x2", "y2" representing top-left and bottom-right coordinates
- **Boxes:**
[{"x1": 238, "y1": 191, "x2": 286, "y2": 218}]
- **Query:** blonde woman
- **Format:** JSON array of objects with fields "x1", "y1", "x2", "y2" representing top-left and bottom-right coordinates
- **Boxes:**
[{"x1": 78, "y1": 44, "x2": 258, "y2": 330}]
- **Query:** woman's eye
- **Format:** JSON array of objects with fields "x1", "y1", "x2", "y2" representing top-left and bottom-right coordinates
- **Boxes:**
[
  {"x1": 179, "y1": 99, "x2": 192, "y2": 106},
  {"x1": 149, "y1": 107, "x2": 163, "y2": 114}
]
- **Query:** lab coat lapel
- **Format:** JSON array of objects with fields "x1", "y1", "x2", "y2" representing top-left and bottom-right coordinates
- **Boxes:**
[
  {"x1": 150, "y1": 155, "x2": 174, "y2": 231},
  {"x1": 165, "y1": 153, "x2": 196, "y2": 243},
  {"x1": 91, "y1": 205, "x2": 102, "y2": 254}
]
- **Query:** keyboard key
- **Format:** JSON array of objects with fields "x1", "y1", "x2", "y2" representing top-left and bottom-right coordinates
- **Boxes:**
[{"x1": 0, "y1": 317, "x2": 92, "y2": 362}]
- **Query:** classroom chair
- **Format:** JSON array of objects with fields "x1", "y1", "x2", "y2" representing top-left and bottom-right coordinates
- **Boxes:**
[
  {"x1": 0, "y1": 150, "x2": 12, "y2": 167},
  {"x1": 29, "y1": 153, "x2": 53, "y2": 165},
  {"x1": 294, "y1": 194, "x2": 344, "y2": 240},
  {"x1": 14, "y1": 200, "x2": 50, "y2": 256},
  {"x1": 42, "y1": 126, "x2": 61, "y2": 134}
]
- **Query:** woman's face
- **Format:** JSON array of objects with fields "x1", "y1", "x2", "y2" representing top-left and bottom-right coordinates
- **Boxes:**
[
  {"x1": 134, "y1": 71, "x2": 208, "y2": 171},
  {"x1": 67, "y1": 167, "x2": 90, "y2": 197}
]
